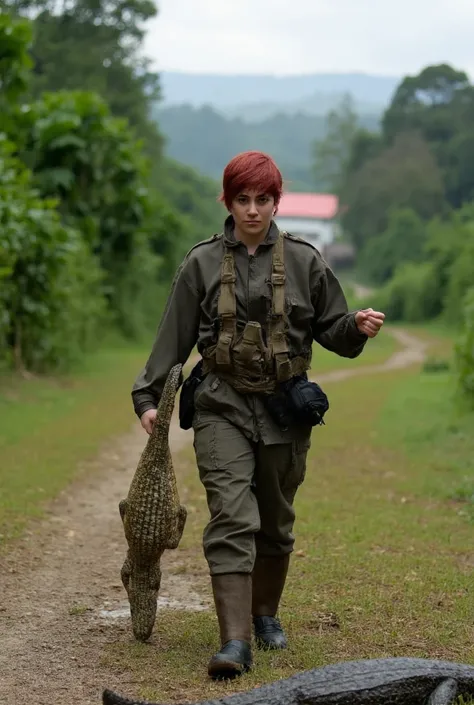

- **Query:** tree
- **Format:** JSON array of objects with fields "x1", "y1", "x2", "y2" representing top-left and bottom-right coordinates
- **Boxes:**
[
  {"x1": 16, "y1": 89, "x2": 154, "y2": 314},
  {"x1": 344, "y1": 128, "x2": 382, "y2": 179},
  {"x1": 382, "y1": 64, "x2": 470, "y2": 143},
  {"x1": 312, "y1": 93, "x2": 360, "y2": 194},
  {"x1": 455, "y1": 288, "x2": 474, "y2": 406},
  {"x1": 341, "y1": 132, "x2": 445, "y2": 250},
  {"x1": 1, "y1": 0, "x2": 162, "y2": 157},
  {"x1": 444, "y1": 128, "x2": 474, "y2": 208},
  {"x1": 0, "y1": 134, "x2": 107, "y2": 372},
  {"x1": 0, "y1": 14, "x2": 32, "y2": 135},
  {"x1": 358, "y1": 208, "x2": 427, "y2": 285}
]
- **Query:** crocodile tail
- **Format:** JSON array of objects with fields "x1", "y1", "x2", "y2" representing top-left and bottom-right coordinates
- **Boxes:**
[
  {"x1": 150, "y1": 363, "x2": 182, "y2": 441},
  {"x1": 102, "y1": 688, "x2": 170, "y2": 705},
  {"x1": 102, "y1": 689, "x2": 150, "y2": 705}
]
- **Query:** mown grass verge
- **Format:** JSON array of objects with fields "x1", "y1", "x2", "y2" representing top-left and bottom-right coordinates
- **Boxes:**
[
  {"x1": 0, "y1": 341, "x2": 150, "y2": 544},
  {"x1": 102, "y1": 326, "x2": 474, "y2": 703},
  {"x1": 311, "y1": 322, "x2": 400, "y2": 373},
  {"x1": 0, "y1": 324, "x2": 398, "y2": 547}
]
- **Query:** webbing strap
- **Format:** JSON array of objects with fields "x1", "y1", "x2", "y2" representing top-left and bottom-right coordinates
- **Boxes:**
[
  {"x1": 212, "y1": 230, "x2": 298, "y2": 383},
  {"x1": 269, "y1": 232, "x2": 292, "y2": 381},
  {"x1": 215, "y1": 251, "x2": 236, "y2": 369}
]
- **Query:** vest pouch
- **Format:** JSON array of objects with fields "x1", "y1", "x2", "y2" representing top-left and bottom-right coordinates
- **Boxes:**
[
  {"x1": 263, "y1": 375, "x2": 329, "y2": 430},
  {"x1": 231, "y1": 321, "x2": 269, "y2": 375},
  {"x1": 287, "y1": 376, "x2": 329, "y2": 426}
]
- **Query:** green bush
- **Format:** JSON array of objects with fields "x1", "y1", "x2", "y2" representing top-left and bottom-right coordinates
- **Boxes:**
[
  {"x1": 367, "y1": 261, "x2": 439, "y2": 322},
  {"x1": 358, "y1": 208, "x2": 427, "y2": 286},
  {"x1": 443, "y1": 236, "x2": 474, "y2": 325},
  {"x1": 455, "y1": 288, "x2": 474, "y2": 406},
  {"x1": 0, "y1": 136, "x2": 107, "y2": 372}
]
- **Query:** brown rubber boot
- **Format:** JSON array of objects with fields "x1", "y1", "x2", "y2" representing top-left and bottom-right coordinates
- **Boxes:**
[
  {"x1": 207, "y1": 573, "x2": 253, "y2": 680},
  {"x1": 252, "y1": 554, "x2": 290, "y2": 650}
]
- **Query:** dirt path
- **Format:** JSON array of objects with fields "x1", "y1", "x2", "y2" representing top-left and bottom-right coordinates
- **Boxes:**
[{"x1": 0, "y1": 328, "x2": 429, "y2": 705}]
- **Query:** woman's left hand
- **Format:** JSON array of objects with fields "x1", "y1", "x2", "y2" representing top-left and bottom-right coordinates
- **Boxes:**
[{"x1": 355, "y1": 308, "x2": 385, "y2": 338}]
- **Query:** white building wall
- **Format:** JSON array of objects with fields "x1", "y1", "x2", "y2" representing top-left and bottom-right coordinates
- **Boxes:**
[{"x1": 273, "y1": 216, "x2": 337, "y2": 248}]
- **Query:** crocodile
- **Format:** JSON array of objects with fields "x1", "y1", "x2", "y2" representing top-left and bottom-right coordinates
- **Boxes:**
[
  {"x1": 102, "y1": 657, "x2": 474, "y2": 704},
  {"x1": 118, "y1": 363, "x2": 187, "y2": 642}
]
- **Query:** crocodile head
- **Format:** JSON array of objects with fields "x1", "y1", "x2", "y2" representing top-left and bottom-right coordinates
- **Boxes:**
[{"x1": 121, "y1": 558, "x2": 162, "y2": 642}]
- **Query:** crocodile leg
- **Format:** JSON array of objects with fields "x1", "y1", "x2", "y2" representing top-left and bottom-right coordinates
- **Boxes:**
[
  {"x1": 166, "y1": 505, "x2": 187, "y2": 550},
  {"x1": 120, "y1": 553, "x2": 132, "y2": 591},
  {"x1": 427, "y1": 678, "x2": 458, "y2": 704},
  {"x1": 119, "y1": 499, "x2": 128, "y2": 521}
]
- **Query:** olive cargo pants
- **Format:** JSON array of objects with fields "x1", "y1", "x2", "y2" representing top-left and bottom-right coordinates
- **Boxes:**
[{"x1": 193, "y1": 412, "x2": 310, "y2": 575}]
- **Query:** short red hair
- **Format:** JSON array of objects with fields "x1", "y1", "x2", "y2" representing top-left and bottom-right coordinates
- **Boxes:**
[{"x1": 220, "y1": 151, "x2": 283, "y2": 211}]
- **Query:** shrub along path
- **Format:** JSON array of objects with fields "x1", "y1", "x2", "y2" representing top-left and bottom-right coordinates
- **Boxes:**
[{"x1": 1, "y1": 327, "x2": 472, "y2": 705}]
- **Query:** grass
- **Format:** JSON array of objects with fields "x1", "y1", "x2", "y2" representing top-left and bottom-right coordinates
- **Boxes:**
[
  {"x1": 375, "y1": 368, "x2": 474, "y2": 524},
  {"x1": 311, "y1": 324, "x2": 400, "y2": 373},
  {"x1": 0, "y1": 341, "x2": 150, "y2": 544},
  {"x1": 3, "y1": 322, "x2": 473, "y2": 700},
  {"x1": 0, "y1": 335, "x2": 202, "y2": 546},
  {"x1": 0, "y1": 324, "x2": 396, "y2": 547},
  {"x1": 102, "y1": 326, "x2": 474, "y2": 703}
]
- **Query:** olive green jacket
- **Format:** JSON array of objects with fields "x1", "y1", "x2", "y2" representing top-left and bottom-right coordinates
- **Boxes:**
[{"x1": 132, "y1": 217, "x2": 367, "y2": 444}]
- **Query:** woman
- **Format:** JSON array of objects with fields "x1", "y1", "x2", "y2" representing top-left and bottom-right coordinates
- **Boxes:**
[{"x1": 132, "y1": 151, "x2": 385, "y2": 680}]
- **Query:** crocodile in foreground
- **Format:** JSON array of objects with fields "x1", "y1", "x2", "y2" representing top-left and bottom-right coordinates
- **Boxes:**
[
  {"x1": 103, "y1": 657, "x2": 474, "y2": 704},
  {"x1": 118, "y1": 363, "x2": 187, "y2": 642}
]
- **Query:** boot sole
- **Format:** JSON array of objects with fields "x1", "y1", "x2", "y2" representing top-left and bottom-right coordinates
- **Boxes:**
[{"x1": 208, "y1": 658, "x2": 251, "y2": 680}]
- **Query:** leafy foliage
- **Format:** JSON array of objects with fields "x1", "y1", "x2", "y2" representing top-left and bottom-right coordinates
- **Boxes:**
[
  {"x1": 358, "y1": 208, "x2": 427, "y2": 286},
  {"x1": 0, "y1": 13, "x2": 31, "y2": 100},
  {"x1": 0, "y1": 135, "x2": 107, "y2": 371},
  {"x1": 21, "y1": 90, "x2": 150, "y2": 269},
  {"x1": 312, "y1": 94, "x2": 359, "y2": 194},
  {"x1": 366, "y1": 262, "x2": 440, "y2": 323},
  {"x1": 455, "y1": 289, "x2": 474, "y2": 406},
  {"x1": 0, "y1": 13, "x2": 32, "y2": 136},
  {"x1": 2, "y1": 0, "x2": 162, "y2": 156},
  {"x1": 341, "y1": 131, "x2": 445, "y2": 249},
  {"x1": 0, "y1": 9, "x2": 222, "y2": 372}
]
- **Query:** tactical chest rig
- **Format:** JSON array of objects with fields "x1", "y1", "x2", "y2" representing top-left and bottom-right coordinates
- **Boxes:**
[{"x1": 201, "y1": 231, "x2": 310, "y2": 394}]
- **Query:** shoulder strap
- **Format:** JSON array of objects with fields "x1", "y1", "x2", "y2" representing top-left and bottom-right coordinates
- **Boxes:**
[
  {"x1": 215, "y1": 247, "x2": 236, "y2": 369},
  {"x1": 270, "y1": 231, "x2": 292, "y2": 381}
]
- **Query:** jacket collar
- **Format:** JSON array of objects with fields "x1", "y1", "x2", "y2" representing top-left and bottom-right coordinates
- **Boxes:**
[{"x1": 222, "y1": 215, "x2": 280, "y2": 248}]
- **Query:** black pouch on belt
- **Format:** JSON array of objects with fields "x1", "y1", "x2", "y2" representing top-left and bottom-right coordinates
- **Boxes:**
[
  {"x1": 179, "y1": 359, "x2": 206, "y2": 430},
  {"x1": 263, "y1": 375, "x2": 329, "y2": 431}
]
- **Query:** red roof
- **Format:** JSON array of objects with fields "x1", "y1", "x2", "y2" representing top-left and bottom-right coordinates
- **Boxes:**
[{"x1": 277, "y1": 192, "x2": 339, "y2": 220}]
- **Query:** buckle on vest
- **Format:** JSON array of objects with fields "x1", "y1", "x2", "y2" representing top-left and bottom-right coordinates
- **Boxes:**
[
  {"x1": 272, "y1": 274, "x2": 285, "y2": 287},
  {"x1": 221, "y1": 272, "x2": 236, "y2": 284},
  {"x1": 219, "y1": 311, "x2": 235, "y2": 324}
]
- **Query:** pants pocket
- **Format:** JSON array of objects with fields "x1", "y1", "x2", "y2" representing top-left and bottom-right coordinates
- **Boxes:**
[{"x1": 290, "y1": 437, "x2": 311, "y2": 489}]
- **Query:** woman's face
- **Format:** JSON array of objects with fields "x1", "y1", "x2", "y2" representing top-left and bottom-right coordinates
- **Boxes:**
[{"x1": 230, "y1": 190, "x2": 275, "y2": 239}]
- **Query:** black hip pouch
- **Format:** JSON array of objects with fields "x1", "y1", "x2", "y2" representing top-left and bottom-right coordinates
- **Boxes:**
[
  {"x1": 264, "y1": 375, "x2": 329, "y2": 431},
  {"x1": 179, "y1": 359, "x2": 206, "y2": 430}
]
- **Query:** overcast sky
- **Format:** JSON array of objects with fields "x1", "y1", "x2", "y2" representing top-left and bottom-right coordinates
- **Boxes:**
[{"x1": 142, "y1": 0, "x2": 474, "y2": 78}]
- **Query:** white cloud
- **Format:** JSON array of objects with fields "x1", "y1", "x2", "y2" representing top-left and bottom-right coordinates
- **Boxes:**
[{"x1": 142, "y1": 0, "x2": 474, "y2": 79}]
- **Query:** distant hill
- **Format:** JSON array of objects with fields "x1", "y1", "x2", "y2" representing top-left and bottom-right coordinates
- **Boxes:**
[
  {"x1": 154, "y1": 103, "x2": 381, "y2": 192},
  {"x1": 159, "y1": 71, "x2": 400, "y2": 121},
  {"x1": 222, "y1": 92, "x2": 384, "y2": 123}
]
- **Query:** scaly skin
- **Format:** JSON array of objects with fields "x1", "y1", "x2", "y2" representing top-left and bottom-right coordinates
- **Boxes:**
[
  {"x1": 119, "y1": 363, "x2": 187, "y2": 642},
  {"x1": 103, "y1": 657, "x2": 474, "y2": 705}
]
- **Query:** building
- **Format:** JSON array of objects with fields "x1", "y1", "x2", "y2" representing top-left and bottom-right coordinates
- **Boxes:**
[{"x1": 274, "y1": 192, "x2": 354, "y2": 268}]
